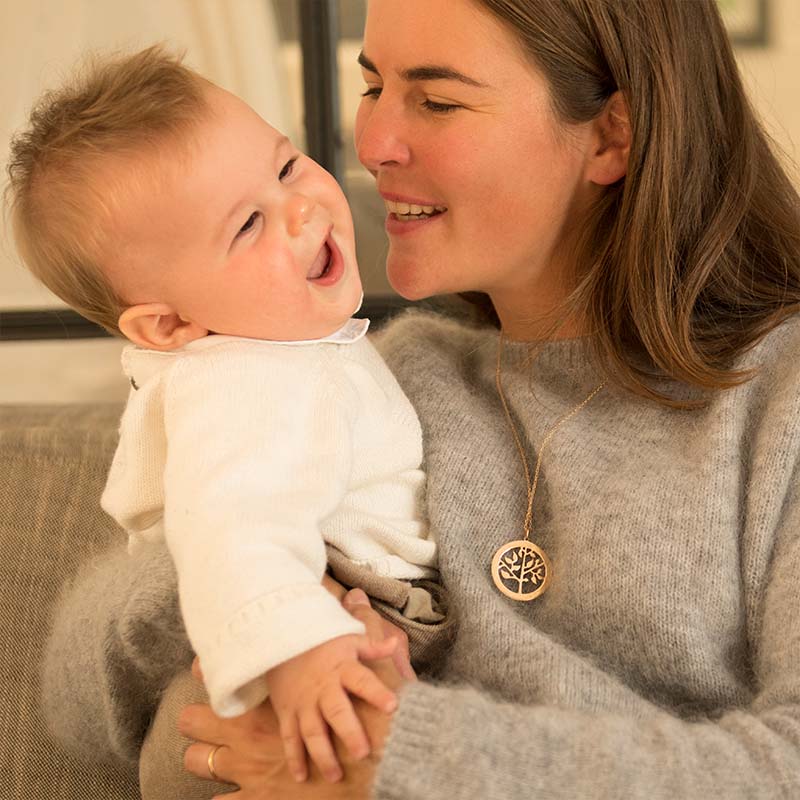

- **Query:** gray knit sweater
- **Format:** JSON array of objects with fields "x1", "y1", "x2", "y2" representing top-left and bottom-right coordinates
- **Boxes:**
[{"x1": 42, "y1": 309, "x2": 800, "y2": 799}]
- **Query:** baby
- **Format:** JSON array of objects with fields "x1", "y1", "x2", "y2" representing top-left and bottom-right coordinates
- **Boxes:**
[{"x1": 7, "y1": 46, "x2": 438, "y2": 784}]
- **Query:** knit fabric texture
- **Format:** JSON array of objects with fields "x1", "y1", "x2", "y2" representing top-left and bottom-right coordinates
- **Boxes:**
[
  {"x1": 41, "y1": 309, "x2": 800, "y2": 798},
  {"x1": 372, "y1": 310, "x2": 800, "y2": 799},
  {"x1": 103, "y1": 333, "x2": 433, "y2": 716}
]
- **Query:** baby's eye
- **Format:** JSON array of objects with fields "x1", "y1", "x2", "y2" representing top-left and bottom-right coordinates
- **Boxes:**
[
  {"x1": 279, "y1": 157, "x2": 298, "y2": 181},
  {"x1": 238, "y1": 212, "x2": 259, "y2": 235}
]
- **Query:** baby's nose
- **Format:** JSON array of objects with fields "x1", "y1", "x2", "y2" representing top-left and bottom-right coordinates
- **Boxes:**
[{"x1": 286, "y1": 193, "x2": 316, "y2": 236}]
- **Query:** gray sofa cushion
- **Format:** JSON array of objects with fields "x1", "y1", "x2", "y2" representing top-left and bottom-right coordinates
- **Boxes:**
[{"x1": 0, "y1": 403, "x2": 138, "y2": 799}]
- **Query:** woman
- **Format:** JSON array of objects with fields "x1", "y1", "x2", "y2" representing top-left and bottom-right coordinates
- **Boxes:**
[{"x1": 43, "y1": 0, "x2": 800, "y2": 797}]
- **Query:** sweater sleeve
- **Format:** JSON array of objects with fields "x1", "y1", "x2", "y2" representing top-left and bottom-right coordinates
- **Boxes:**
[
  {"x1": 40, "y1": 539, "x2": 190, "y2": 766},
  {"x1": 162, "y1": 346, "x2": 365, "y2": 718},
  {"x1": 375, "y1": 480, "x2": 800, "y2": 798},
  {"x1": 378, "y1": 580, "x2": 800, "y2": 799}
]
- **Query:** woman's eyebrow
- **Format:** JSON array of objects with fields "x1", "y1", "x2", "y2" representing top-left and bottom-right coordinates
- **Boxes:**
[{"x1": 357, "y1": 50, "x2": 489, "y2": 88}]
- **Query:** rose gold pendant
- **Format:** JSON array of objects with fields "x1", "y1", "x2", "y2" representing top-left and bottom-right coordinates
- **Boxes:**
[{"x1": 491, "y1": 539, "x2": 551, "y2": 601}]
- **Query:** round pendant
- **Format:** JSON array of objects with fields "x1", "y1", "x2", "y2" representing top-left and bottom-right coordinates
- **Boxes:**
[{"x1": 491, "y1": 539, "x2": 551, "y2": 601}]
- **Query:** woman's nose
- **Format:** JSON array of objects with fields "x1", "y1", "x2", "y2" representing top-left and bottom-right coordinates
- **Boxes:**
[
  {"x1": 286, "y1": 193, "x2": 316, "y2": 237},
  {"x1": 355, "y1": 99, "x2": 411, "y2": 173}
]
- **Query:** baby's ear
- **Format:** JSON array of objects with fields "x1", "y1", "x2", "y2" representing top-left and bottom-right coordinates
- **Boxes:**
[{"x1": 118, "y1": 304, "x2": 208, "y2": 351}]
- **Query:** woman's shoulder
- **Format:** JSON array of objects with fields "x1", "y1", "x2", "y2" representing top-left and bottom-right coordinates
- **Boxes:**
[
  {"x1": 736, "y1": 313, "x2": 800, "y2": 384},
  {"x1": 718, "y1": 314, "x2": 800, "y2": 428}
]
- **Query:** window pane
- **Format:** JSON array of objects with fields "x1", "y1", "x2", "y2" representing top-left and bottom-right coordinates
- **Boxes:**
[{"x1": 0, "y1": 0, "x2": 294, "y2": 310}]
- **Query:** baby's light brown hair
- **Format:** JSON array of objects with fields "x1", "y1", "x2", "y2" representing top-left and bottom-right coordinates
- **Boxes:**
[{"x1": 5, "y1": 45, "x2": 209, "y2": 335}]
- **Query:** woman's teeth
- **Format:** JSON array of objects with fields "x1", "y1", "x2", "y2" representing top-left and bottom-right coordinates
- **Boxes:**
[{"x1": 385, "y1": 199, "x2": 446, "y2": 220}]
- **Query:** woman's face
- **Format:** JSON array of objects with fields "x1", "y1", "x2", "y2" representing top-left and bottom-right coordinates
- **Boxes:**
[{"x1": 355, "y1": 0, "x2": 599, "y2": 326}]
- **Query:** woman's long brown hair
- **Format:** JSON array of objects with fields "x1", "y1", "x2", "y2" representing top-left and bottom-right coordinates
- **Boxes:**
[{"x1": 479, "y1": 0, "x2": 800, "y2": 406}]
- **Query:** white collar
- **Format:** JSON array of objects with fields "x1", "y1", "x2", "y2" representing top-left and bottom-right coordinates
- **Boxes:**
[
  {"x1": 121, "y1": 317, "x2": 370, "y2": 387},
  {"x1": 184, "y1": 317, "x2": 370, "y2": 351}
]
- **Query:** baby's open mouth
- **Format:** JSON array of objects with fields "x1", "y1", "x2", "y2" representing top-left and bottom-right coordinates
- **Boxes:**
[{"x1": 307, "y1": 242, "x2": 333, "y2": 280}]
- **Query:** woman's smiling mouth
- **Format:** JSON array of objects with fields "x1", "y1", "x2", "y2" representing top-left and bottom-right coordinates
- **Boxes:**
[{"x1": 384, "y1": 198, "x2": 447, "y2": 221}]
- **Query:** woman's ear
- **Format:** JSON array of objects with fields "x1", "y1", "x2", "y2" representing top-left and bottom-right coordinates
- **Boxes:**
[
  {"x1": 118, "y1": 304, "x2": 208, "y2": 351},
  {"x1": 585, "y1": 90, "x2": 631, "y2": 186}
]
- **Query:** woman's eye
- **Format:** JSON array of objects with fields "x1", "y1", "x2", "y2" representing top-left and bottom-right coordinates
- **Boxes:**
[
  {"x1": 422, "y1": 99, "x2": 461, "y2": 114},
  {"x1": 279, "y1": 157, "x2": 298, "y2": 181},
  {"x1": 360, "y1": 86, "x2": 382, "y2": 99},
  {"x1": 238, "y1": 212, "x2": 259, "y2": 236}
]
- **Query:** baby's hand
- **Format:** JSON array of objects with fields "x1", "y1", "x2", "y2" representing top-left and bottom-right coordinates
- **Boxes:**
[{"x1": 266, "y1": 633, "x2": 398, "y2": 783}]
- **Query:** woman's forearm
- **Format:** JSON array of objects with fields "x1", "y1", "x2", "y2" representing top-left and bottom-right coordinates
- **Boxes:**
[
  {"x1": 41, "y1": 539, "x2": 191, "y2": 764},
  {"x1": 374, "y1": 680, "x2": 800, "y2": 800}
]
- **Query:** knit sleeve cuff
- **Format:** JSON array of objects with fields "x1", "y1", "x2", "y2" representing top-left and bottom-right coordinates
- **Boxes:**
[
  {"x1": 373, "y1": 681, "x2": 557, "y2": 799},
  {"x1": 373, "y1": 681, "x2": 453, "y2": 799},
  {"x1": 201, "y1": 585, "x2": 366, "y2": 718}
]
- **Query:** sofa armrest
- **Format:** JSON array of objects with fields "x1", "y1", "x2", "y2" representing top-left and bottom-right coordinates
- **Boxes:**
[{"x1": 0, "y1": 403, "x2": 140, "y2": 799}]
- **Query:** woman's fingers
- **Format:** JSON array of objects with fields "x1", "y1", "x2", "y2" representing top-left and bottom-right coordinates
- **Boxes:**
[
  {"x1": 179, "y1": 702, "x2": 230, "y2": 744},
  {"x1": 380, "y1": 618, "x2": 416, "y2": 680},
  {"x1": 342, "y1": 587, "x2": 371, "y2": 609},
  {"x1": 299, "y1": 708, "x2": 343, "y2": 783},
  {"x1": 322, "y1": 572, "x2": 348, "y2": 601},
  {"x1": 342, "y1": 590, "x2": 386, "y2": 642},
  {"x1": 319, "y1": 685, "x2": 371, "y2": 761},
  {"x1": 343, "y1": 592, "x2": 416, "y2": 682},
  {"x1": 341, "y1": 662, "x2": 397, "y2": 713},
  {"x1": 184, "y1": 741, "x2": 232, "y2": 784},
  {"x1": 390, "y1": 640, "x2": 417, "y2": 681},
  {"x1": 356, "y1": 635, "x2": 397, "y2": 662}
]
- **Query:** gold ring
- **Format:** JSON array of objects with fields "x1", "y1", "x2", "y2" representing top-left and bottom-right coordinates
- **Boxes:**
[{"x1": 207, "y1": 744, "x2": 222, "y2": 782}]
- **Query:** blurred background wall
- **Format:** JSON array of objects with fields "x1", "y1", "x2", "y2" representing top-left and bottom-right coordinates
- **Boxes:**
[{"x1": 0, "y1": 0, "x2": 797, "y2": 403}]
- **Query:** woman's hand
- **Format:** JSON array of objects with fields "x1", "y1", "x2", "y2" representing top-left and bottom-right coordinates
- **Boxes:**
[
  {"x1": 324, "y1": 574, "x2": 417, "y2": 681},
  {"x1": 180, "y1": 588, "x2": 410, "y2": 798},
  {"x1": 181, "y1": 685, "x2": 391, "y2": 799}
]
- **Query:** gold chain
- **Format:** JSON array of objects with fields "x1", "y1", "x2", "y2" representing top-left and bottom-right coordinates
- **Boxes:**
[{"x1": 495, "y1": 332, "x2": 605, "y2": 541}]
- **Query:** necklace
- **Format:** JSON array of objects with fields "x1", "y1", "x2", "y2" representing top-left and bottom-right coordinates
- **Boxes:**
[{"x1": 491, "y1": 332, "x2": 605, "y2": 601}]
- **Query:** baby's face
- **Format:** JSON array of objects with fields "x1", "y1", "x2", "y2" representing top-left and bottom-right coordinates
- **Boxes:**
[{"x1": 106, "y1": 85, "x2": 362, "y2": 341}]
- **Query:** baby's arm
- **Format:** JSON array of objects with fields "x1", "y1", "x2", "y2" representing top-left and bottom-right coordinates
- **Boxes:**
[
  {"x1": 267, "y1": 633, "x2": 398, "y2": 783},
  {"x1": 162, "y1": 347, "x2": 366, "y2": 716}
]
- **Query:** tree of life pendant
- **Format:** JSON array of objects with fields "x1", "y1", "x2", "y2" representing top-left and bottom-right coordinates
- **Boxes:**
[{"x1": 491, "y1": 539, "x2": 551, "y2": 601}]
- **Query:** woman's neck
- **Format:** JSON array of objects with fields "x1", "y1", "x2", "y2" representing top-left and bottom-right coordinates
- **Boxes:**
[
  {"x1": 487, "y1": 241, "x2": 586, "y2": 342},
  {"x1": 491, "y1": 292, "x2": 586, "y2": 342}
]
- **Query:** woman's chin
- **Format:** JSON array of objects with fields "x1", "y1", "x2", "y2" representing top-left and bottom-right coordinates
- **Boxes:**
[
  {"x1": 389, "y1": 283, "x2": 431, "y2": 302},
  {"x1": 387, "y1": 264, "x2": 437, "y2": 302}
]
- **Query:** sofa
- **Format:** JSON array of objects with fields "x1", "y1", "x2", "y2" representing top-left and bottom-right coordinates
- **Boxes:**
[{"x1": 1, "y1": 402, "x2": 139, "y2": 798}]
